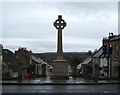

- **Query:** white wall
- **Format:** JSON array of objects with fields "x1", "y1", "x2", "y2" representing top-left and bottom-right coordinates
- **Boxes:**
[{"x1": 100, "y1": 58, "x2": 107, "y2": 67}]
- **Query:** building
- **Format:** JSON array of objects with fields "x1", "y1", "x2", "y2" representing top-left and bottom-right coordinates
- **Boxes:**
[
  {"x1": 15, "y1": 48, "x2": 51, "y2": 78},
  {"x1": 0, "y1": 44, "x2": 3, "y2": 80},
  {"x1": 110, "y1": 34, "x2": 120, "y2": 78},
  {"x1": 92, "y1": 47, "x2": 108, "y2": 78},
  {"x1": 15, "y1": 48, "x2": 34, "y2": 78},
  {"x1": 77, "y1": 56, "x2": 92, "y2": 77},
  {"x1": 93, "y1": 33, "x2": 120, "y2": 78},
  {"x1": 77, "y1": 33, "x2": 120, "y2": 79},
  {"x1": 31, "y1": 55, "x2": 48, "y2": 77},
  {"x1": 2, "y1": 47, "x2": 51, "y2": 79},
  {"x1": 77, "y1": 46, "x2": 108, "y2": 79},
  {"x1": 2, "y1": 49, "x2": 19, "y2": 78},
  {"x1": 101, "y1": 33, "x2": 120, "y2": 78}
]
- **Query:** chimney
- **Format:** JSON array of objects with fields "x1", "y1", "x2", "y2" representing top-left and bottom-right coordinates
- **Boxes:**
[
  {"x1": 94, "y1": 49, "x2": 98, "y2": 54},
  {"x1": 102, "y1": 37, "x2": 109, "y2": 46},
  {"x1": 109, "y1": 32, "x2": 115, "y2": 39}
]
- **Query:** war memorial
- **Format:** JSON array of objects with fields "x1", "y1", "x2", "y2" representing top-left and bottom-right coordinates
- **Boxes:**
[{"x1": 51, "y1": 15, "x2": 69, "y2": 79}]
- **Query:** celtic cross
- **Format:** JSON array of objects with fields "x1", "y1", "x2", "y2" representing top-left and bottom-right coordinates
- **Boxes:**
[{"x1": 54, "y1": 15, "x2": 66, "y2": 60}]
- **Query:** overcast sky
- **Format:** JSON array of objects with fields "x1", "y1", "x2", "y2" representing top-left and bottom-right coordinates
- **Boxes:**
[{"x1": 1, "y1": 2, "x2": 118, "y2": 53}]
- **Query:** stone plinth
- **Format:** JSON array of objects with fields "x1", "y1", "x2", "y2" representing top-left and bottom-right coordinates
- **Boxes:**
[{"x1": 51, "y1": 60, "x2": 69, "y2": 79}]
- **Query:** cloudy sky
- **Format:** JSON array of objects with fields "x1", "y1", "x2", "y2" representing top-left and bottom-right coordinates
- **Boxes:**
[{"x1": 1, "y1": 2, "x2": 118, "y2": 53}]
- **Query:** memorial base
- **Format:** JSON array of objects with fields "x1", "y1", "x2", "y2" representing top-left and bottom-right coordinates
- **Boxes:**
[{"x1": 51, "y1": 59, "x2": 69, "y2": 80}]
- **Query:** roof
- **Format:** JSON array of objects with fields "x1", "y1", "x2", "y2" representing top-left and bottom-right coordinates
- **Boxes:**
[
  {"x1": 81, "y1": 56, "x2": 92, "y2": 65},
  {"x1": 77, "y1": 46, "x2": 107, "y2": 69},
  {"x1": 77, "y1": 56, "x2": 92, "y2": 69},
  {"x1": 77, "y1": 64, "x2": 81, "y2": 69},
  {"x1": 23, "y1": 53, "x2": 31, "y2": 59},
  {"x1": 32, "y1": 55, "x2": 48, "y2": 65},
  {"x1": 21, "y1": 49, "x2": 47, "y2": 65},
  {"x1": 32, "y1": 56, "x2": 44, "y2": 64},
  {"x1": 3, "y1": 49, "x2": 19, "y2": 72},
  {"x1": 93, "y1": 46, "x2": 108, "y2": 58},
  {"x1": 110, "y1": 34, "x2": 120, "y2": 41},
  {"x1": 93, "y1": 47, "x2": 103, "y2": 58}
]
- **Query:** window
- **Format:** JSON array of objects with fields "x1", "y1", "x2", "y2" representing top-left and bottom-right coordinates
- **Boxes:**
[{"x1": 114, "y1": 45, "x2": 119, "y2": 58}]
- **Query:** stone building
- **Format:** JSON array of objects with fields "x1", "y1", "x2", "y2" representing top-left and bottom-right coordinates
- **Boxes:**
[
  {"x1": 92, "y1": 47, "x2": 108, "y2": 78},
  {"x1": 77, "y1": 47, "x2": 108, "y2": 78},
  {"x1": 15, "y1": 48, "x2": 34, "y2": 77},
  {"x1": 110, "y1": 34, "x2": 120, "y2": 78},
  {"x1": 101, "y1": 33, "x2": 120, "y2": 78},
  {"x1": 0, "y1": 45, "x2": 2, "y2": 80},
  {"x1": 15, "y1": 48, "x2": 50, "y2": 78},
  {"x1": 77, "y1": 56, "x2": 92, "y2": 77},
  {"x1": 92, "y1": 33, "x2": 120, "y2": 78},
  {"x1": 31, "y1": 55, "x2": 48, "y2": 77},
  {"x1": 95, "y1": 33, "x2": 120, "y2": 78},
  {"x1": 77, "y1": 33, "x2": 120, "y2": 79},
  {"x1": 2, "y1": 49, "x2": 19, "y2": 78}
]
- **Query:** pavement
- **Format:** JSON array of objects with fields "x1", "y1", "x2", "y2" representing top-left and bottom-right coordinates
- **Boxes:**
[
  {"x1": 2, "y1": 77, "x2": 120, "y2": 95},
  {"x1": 2, "y1": 77, "x2": 119, "y2": 85},
  {"x1": 2, "y1": 84, "x2": 120, "y2": 95}
]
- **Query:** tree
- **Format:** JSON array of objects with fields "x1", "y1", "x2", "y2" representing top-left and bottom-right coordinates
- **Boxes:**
[
  {"x1": 71, "y1": 57, "x2": 80, "y2": 77},
  {"x1": 71, "y1": 57, "x2": 80, "y2": 66}
]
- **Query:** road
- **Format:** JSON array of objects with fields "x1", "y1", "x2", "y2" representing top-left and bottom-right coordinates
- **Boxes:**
[{"x1": 2, "y1": 84, "x2": 119, "y2": 95}]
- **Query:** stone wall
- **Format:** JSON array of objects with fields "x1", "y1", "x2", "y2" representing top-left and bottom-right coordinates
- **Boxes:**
[{"x1": 111, "y1": 40, "x2": 120, "y2": 78}]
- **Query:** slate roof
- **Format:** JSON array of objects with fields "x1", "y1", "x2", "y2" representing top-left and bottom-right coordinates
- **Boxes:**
[
  {"x1": 110, "y1": 34, "x2": 120, "y2": 41},
  {"x1": 3, "y1": 49, "x2": 19, "y2": 72},
  {"x1": 31, "y1": 56, "x2": 44, "y2": 64},
  {"x1": 77, "y1": 56, "x2": 92, "y2": 69},
  {"x1": 23, "y1": 53, "x2": 31, "y2": 59},
  {"x1": 23, "y1": 51, "x2": 46, "y2": 64},
  {"x1": 93, "y1": 47, "x2": 103, "y2": 58},
  {"x1": 81, "y1": 56, "x2": 92, "y2": 65},
  {"x1": 77, "y1": 64, "x2": 81, "y2": 69},
  {"x1": 77, "y1": 46, "x2": 107, "y2": 69}
]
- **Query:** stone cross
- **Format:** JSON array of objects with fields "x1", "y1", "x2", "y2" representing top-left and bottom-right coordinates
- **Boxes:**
[{"x1": 54, "y1": 15, "x2": 66, "y2": 60}]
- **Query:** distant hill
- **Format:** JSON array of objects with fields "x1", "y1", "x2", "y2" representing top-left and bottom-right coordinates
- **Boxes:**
[{"x1": 33, "y1": 52, "x2": 92, "y2": 65}]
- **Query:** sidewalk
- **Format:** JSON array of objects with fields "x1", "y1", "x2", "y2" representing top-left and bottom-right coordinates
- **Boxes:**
[{"x1": 2, "y1": 77, "x2": 119, "y2": 85}]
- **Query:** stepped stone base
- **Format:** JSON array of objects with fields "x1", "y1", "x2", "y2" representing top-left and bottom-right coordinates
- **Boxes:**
[{"x1": 51, "y1": 59, "x2": 69, "y2": 80}]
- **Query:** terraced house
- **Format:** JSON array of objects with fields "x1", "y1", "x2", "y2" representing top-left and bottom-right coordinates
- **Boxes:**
[
  {"x1": 15, "y1": 48, "x2": 51, "y2": 78},
  {"x1": 77, "y1": 33, "x2": 120, "y2": 79},
  {"x1": 2, "y1": 49, "x2": 19, "y2": 78},
  {"x1": 110, "y1": 34, "x2": 120, "y2": 78},
  {"x1": 2, "y1": 47, "x2": 51, "y2": 79}
]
